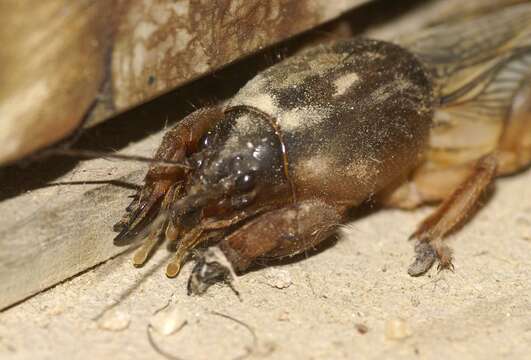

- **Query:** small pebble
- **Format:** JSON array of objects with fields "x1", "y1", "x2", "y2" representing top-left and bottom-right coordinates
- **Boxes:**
[
  {"x1": 149, "y1": 305, "x2": 187, "y2": 336},
  {"x1": 277, "y1": 311, "x2": 290, "y2": 321},
  {"x1": 44, "y1": 304, "x2": 64, "y2": 316},
  {"x1": 355, "y1": 323, "x2": 369, "y2": 334},
  {"x1": 264, "y1": 269, "x2": 292, "y2": 289},
  {"x1": 97, "y1": 309, "x2": 131, "y2": 332},
  {"x1": 385, "y1": 318, "x2": 411, "y2": 340}
]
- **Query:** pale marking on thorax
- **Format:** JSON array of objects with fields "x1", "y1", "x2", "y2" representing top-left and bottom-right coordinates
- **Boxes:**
[
  {"x1": 280, "y1": 106, "x2": 329, "y2": 132},
  {"x1": 295, "y1": 155, "x2": 333, "y2": 179},
  {"x1": 333, "y1": 73, "x2": 360, "y2": 97}
]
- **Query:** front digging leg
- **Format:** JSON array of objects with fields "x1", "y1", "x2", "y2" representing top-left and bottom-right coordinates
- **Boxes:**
[
  {"x1": 187, "y1": 200, "x2": 344, "y2": 295},
  {"x1": 112, "y1": 106, "x2": 225, "y2": 258}
]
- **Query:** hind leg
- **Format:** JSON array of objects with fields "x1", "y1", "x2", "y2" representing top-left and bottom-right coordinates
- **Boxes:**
[
  {"x1": 408, "y1": 154, "x2": 497, "y2": 275},
  {"x1": 187, "y1": 200, "x2": 345, "y2": 294},
  {"x1": 497, "y1": 81, "x2": 531, "y2": 174},
  {"x1": 408, "y1": 82, "x2": 530, "y2": 275}
]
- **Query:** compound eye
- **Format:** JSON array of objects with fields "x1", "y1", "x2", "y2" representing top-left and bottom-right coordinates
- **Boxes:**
[
  {"x1": 199, "y1": 131, "x2": 214, "y2": 149},
  {"x1": 234, "y1": 172, "x2": 256, "y2": 193}
]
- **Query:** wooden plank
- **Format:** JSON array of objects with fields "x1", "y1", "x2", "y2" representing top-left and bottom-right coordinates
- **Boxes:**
[
  {"x1": 0, "y1": 0, "x2": 371, "y2": 165},
  {"x1": 0, "y1": 0, "x2": 113, "y2": 164},
  {"x1": 0, "y1": 144, "x2": 149, "y2": 309}
]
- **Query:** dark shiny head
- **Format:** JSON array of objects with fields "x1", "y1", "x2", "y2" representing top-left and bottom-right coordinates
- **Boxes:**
[{"x1": 173, "y1": 111, "x2": 285, "y2": 228}]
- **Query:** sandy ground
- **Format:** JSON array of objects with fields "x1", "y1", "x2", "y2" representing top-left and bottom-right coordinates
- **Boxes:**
[{"x1": 0, "y1": 169, "x2": 529, "y2": 360}]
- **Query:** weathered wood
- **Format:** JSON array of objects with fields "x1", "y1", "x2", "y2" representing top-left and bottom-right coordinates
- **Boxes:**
[
  {"x1": 0, "y1": 0, "x2": 114, "y2": 164},
  {"x1": 0, "y1": 150, "x2": 148, "y2": 309},
  {"x1": 0, "y1": 0, "x2": 371, "y2": 165},
  {"x1": 364, "y1": 0, "x2": 530, "y2": 39}
]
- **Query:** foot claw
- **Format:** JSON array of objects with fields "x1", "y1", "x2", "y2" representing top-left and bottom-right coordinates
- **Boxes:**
[
  {"x1": 408, "y1": 241, "x2": 437, "y2": 276},
  {"x1": 436, "y1": 260, "x2": 455, "y2": 273},
  {"x1": 187, "y1": 247, "x2": 236, "y2": 295}
]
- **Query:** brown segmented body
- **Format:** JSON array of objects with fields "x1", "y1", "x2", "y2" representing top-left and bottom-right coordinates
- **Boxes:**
[
  {"x1": 113, "y1": 4, "x2": 531, "y2": 293},
  {"x1": 226, "y1": 38, "x2": 433, "y2": 205}
]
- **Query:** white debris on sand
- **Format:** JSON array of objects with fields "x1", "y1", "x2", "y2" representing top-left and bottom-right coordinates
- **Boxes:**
[
  {"x1": 149, "y1": 304, "x2": 187, "y2": 336},
  {"x1": 97, "y1": 309, "x2": 131, "y2": 332},
  {"x1": 263, "y1": 268, "x2": 293, "y2": 289},
  {"x1": 385, "y1": 318, "x2": 412, "y2": 340}
]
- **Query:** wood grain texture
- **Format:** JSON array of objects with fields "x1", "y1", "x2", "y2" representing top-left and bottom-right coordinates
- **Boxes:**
[
  {"x1": 0, "y1": 155, "x2": 148, "y2": 310},
  {"x1": 0, "y1": 0, "x2": 370, "y2": 165},
  {"x1": 0, "y1": 0, "x2": 114, "y2": 164},
  {"x1": 0, "y1": 181, "x2": 133, "y2": 310}
]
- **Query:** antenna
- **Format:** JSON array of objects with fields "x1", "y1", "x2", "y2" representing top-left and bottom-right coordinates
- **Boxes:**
[{"x1": 44, "y1": 148, "x2": 193, "y2": 169}]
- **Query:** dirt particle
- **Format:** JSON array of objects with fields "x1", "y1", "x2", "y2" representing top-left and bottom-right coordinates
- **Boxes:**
[
  {"x1": 149, "y1": 305, "x2": 187, "y2": 336},
  {"x1": 0, "y1": 336, "x2": 16, "y2": 353},
  {"x1": 277, "y1": 311, "x2": 290, "y2": 321},
  {"x1": 264, "y1": 268, "x2": 293, "y2": 289},
  {"x1": 42, "y1": 304, "x2": 65, "y2": 316},
  {"x1": 97, "y1": 309, "x2": 131, "y2": 332},
  {"x1": 255, "y1": 341, "x2": 277, "y2": 357},
  {"x1": 355, "y1": 323, "x2": 369, "y2": 334},
  {"x1": 385, "y1": 318, "x2": 412, "y2": 340}
]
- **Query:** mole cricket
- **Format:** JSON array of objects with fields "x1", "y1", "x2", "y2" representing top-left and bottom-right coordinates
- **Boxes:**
[{"x1": 109, "y1": 4, "x2": 531, "y2": 294}]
